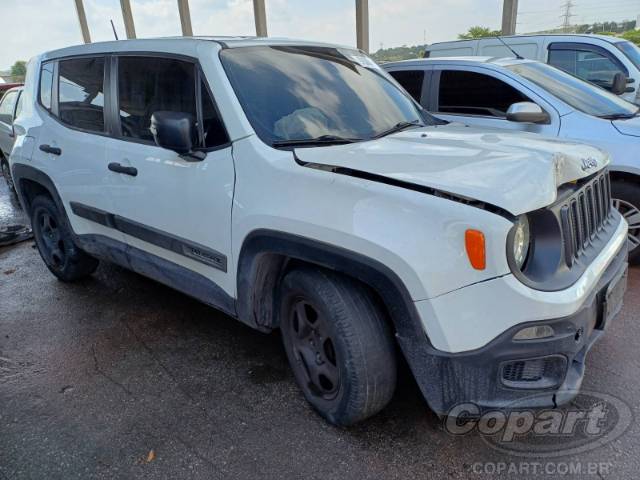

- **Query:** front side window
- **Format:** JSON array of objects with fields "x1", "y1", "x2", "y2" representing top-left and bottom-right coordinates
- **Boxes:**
[
  {"x1": 39, "y1": 62, "x2": 54, "y2": 111},
  {"x1": 437, "y1": 70, "x2": 528, "y2": 117},
  {"x1": 58, "y1": 57, "x2": 105, "y2": 132},
  {"x1": 220, "y1": 46, "x2": 427, "y2": 146},
  {"x1": 0, "y1": 90, "x2": 18, "y2": 125},
  {"x1": 507, "y1": 62, "x2": 638, "y2": 119},
  {"x1": 388, "y1": 70, "x2": 425, "y2": 103},
  {"x1": 118, "y1": 57, "x2": 196, "y2": 142},
  {"x1": 548, "y1": 47, "x2": 623, "y2": 91}
]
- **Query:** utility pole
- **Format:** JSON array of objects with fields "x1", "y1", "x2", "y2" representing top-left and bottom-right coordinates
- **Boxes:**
[
  {"x1": 73, "y1": 0, "x2": 91, "y2": 43},
  {"x1": 355, "y1": 0, "x2": 369, "y2": 53},
  {"x1": 120, "y1": 0, "x2": 136, "y2": 39},
  {"x1": 501, "y1": 0, "x2": 519, "y2": 35},
  {"x1": 177, "y1": 0, "x2": 193, "y2": 36},
  {"x1": 560, "y1": 1, "x2": 576, "y2": 33},
  {"x1": 253, "y1": 0, "x2": 268, "y2": 37}
]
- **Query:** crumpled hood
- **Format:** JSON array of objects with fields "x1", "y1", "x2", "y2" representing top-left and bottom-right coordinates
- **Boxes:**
[
  {"x1": 612, "y1": 116, "x2": 640, "y2": 137},
  {"x1": 295, "y1": 124, "x2": 610, "y2": 216}
]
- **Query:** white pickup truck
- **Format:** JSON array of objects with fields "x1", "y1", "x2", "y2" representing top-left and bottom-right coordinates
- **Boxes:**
[{"x1": 9, "y1": 37, "x2": 628, "y2": 426}]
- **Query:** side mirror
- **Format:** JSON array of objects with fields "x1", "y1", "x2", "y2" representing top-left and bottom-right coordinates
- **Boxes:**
[
  {"x1": 506, "y1": 102, "x2": 550, "y2": 124},
  {"x1": 610, "y1": 72, "x2": 628, "y2": 96},
  {"x1": 150, "y1": 111, "x2": 198, "y2": 156}
]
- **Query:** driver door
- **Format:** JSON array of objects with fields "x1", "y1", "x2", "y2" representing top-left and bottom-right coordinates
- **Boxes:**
[{"x1": 430, "y1": 67, "x2": 560, "y2": 136}]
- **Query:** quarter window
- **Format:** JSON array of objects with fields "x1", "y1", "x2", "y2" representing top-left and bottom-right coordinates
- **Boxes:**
[
  {"x1": 0, "y1": 91, "x2": 18, "y2": 125},
  {"x1": 437, "y1": 70, "x2": 528, "y2": 117},
  {"x1": 58, "y1": 57, "x2": 106, "y2": 133},
  {"x1": 388, "y1": 70, "x2": 425, "y2": 103},
  {"x1": 40, "y1": 62, "x2": 54, "y2": 111}
]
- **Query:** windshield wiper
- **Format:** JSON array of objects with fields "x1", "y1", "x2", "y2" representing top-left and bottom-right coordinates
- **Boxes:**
[
  {"x1": 371, "y1": 120, "x2": 424, "y2": 139},
  {"x1": 272, "y1": 134, "x2": 362, "y2": 147}
]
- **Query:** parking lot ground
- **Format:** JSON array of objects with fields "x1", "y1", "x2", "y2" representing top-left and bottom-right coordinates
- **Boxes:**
[{"x1": 1, "y1": 178, "x2": 639, "y2": 479}]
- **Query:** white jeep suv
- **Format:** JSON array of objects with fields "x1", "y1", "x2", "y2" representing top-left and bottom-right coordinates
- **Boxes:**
[{"x1": 9, "y1": 37, "x2": 628, "y2": 426}]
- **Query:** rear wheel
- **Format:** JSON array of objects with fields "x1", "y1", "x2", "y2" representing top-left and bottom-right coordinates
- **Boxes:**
[
  {"x1": 280, "y1": 266, "x2": 397, "y2": 426},
  {"x1": 612, "y1": 180, "x2": 640, "y2": 265},
  {"x1": 31, "y1": 195, "x2": 99, "y2": 281}
]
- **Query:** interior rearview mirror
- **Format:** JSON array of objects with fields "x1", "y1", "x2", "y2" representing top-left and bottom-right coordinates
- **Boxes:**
[
  {"x1": 506, "y1": 102, "x2": 550, "y2": 124},
  {"x1": 150, "y1": 111, "x2": 202, "y2": 160}
]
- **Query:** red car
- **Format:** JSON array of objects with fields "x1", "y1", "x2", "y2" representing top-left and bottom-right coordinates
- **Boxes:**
[{"x1": 0, "y1": 83, "x2": 23, "y2": 98}]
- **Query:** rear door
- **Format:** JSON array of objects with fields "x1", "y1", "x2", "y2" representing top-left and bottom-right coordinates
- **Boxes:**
[
  {"x1": 103, "y1": 54, "x2": 235, "y2": 297},
  {"x1": 429, "y1": 66, "x2": 560, "y2": 136},
  {"x1": 33, "y1": 57, "x2": 125, "y2": 242}
]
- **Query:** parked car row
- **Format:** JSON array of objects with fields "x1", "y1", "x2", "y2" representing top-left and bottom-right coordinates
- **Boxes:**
[
  {"x1": 384, "y1": 55, "x2": 640, "y2": 261},
  {"x1": 4, "y1": 37, "x2": 630, "y2": 426}
]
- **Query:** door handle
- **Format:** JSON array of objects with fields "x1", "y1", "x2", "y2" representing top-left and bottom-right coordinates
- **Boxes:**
[
  {"x1": 108, "y1": 162, "x2": 138, "y2": 177},
  {"x1": 39, "y1": 144, "x2": 61, "y2": 155}
]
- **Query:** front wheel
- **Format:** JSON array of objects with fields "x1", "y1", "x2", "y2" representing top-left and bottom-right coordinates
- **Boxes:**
[
  {"x1": 612, "y1": 180, "x2": 640, "y2": 265},
  {"x1": 280, "y1": 266, "x2": 397, "y2": 426}
]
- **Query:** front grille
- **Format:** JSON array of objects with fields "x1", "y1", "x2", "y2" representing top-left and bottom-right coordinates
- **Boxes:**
[
  {"x1": 560, "y1": 170, "x2": 613, "y2": 267},
  {"x1": 503, "y1": 359, "x2": 545, "y2": 382}
]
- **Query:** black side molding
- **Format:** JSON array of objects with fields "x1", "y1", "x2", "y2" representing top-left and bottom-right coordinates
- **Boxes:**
[
  {"x1": 294, "y1": 154, "x2": 514, "y2": 220},
  {"x1": 69, "y1": 201, "x2": 227, "y2": 272}
]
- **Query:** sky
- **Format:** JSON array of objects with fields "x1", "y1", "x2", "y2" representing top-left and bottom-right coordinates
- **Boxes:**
[{"x1": 1, "y1": 0, "x2": 639, "y2": 70}]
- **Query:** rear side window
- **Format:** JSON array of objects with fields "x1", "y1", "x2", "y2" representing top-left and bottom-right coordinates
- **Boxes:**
[
  {"x1": 39, "y1": 62, "x2": 54, "y2": 111},
  {"x1": 388, "y1": 70, "x2": 425, "y2": 103},
  {"x1": 58, "y1": 57, "x2": 106, "y2": 133},
  {"x1": 0, "y1": 90, "x2": 18, "y2": 125},
  {"x1": 437, "y1": 70, "x2": 528, "y2": 117},
  {"x1": 117, "y1": 56, "x2": 228, "y2": 148}
]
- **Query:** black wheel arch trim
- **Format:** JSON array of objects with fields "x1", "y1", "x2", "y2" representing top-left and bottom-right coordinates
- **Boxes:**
[{"x1": 11, "y1": 163, "x2": 68, "y2": 224}]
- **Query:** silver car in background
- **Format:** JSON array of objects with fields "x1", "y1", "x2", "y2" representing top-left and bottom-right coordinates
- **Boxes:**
[
  {"x1": 384, "y1": 57, "x2": 640, "y2": 262},
  {"x1": 0, "y1": 86, "x2": 24, "y2": 193}
]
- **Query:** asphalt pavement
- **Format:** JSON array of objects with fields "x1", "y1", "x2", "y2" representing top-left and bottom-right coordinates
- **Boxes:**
[{"x1": 0, "y1": 175, "x2": 639, "y2": 479}]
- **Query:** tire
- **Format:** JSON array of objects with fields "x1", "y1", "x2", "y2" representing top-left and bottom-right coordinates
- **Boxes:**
[
  {"x1": 31, "y1": 195, "x2": 99, "y2": 281},
  {"x1": 611, "y1": 180, "x2": 640, "y2": 265},
  {"x1": 1, "y1": 158, "x2": 16, "y2": 195},
  {"x1": 280, "y1": 266, "x2": 397, "y2": 426}
]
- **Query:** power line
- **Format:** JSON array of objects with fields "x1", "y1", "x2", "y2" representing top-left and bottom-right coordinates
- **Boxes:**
[{"x1": 560, "y1": 0, "x2": 577, "y2": 32}]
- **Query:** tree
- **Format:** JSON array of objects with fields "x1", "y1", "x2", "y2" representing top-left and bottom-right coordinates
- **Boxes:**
[
  {"x1": 458, "y1": 26, "x2": 502, "y2": 40},
  {"x1": 621, "y1": 30, "x2": 640, "y2": 46},
  {"x1": 10, "y1": 61, "x2": 27, "y2": 81}
]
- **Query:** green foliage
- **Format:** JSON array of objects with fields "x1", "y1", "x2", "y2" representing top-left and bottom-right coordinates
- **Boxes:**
[
  {"x1": 458, "y1": 26, "x2": 502, "y2": 40},
  {"x1": 10, "y1": 61, "x2": 27, "y2": 81},
  {"x1": 370, "y1": 44, "x2": 427, "y2": 63},
  {"x1": 575, "y1": 20, "x2": 636, "y2": 34},
  {"x1": 621, "y1": 30, "x2": 640, "y2": 46}
]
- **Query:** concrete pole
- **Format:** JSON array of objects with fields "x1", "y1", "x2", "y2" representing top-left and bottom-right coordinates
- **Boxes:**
[
  {"x1": 177, "y1": 0, "x2": 194, "y2": 36},
  {"x1": 355, "y1": 0, "x2": 369, "y2": 53},
  {"x1": 501, "y1": 0, "x2": 518, "y2": 36},
  {"x1": 253, "y1": 0, "x2": 268, "y2": 37},
  {"x1": 120, "y1": 0, "x2": 137, "y2": 39},
  {"x1": 73, "y1": 0, "x2": 91, "y2": 44}
]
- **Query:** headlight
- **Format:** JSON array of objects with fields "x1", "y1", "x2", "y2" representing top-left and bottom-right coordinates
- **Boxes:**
[{"x1": 511, "y1": 215, "x2": 531, "y2": 270}]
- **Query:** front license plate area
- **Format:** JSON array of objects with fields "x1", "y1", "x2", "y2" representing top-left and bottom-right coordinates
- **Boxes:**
[{"x1": 604, "y1": 265, "x2": 628, "y2": 327}]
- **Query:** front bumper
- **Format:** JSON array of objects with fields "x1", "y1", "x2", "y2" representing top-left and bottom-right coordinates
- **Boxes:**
[{"x1": 401, "y1": 234, "x2": 628, "y2": 416}]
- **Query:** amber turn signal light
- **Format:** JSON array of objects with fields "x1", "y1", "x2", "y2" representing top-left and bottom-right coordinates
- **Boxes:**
[{"x1": 465, "y1": 229, "x2": 486, "y2": 270}]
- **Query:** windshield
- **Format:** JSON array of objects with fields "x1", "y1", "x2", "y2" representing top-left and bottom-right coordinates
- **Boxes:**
[
  {"x1": 220, "y1": 46, "x2": 427, "y2": 146},
  {"x1": 506, "y1": 62, "x2": 638, "y2": 118},
  {"x1": 616, "y1": 41, "x2": 640, "y2": 71}
]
